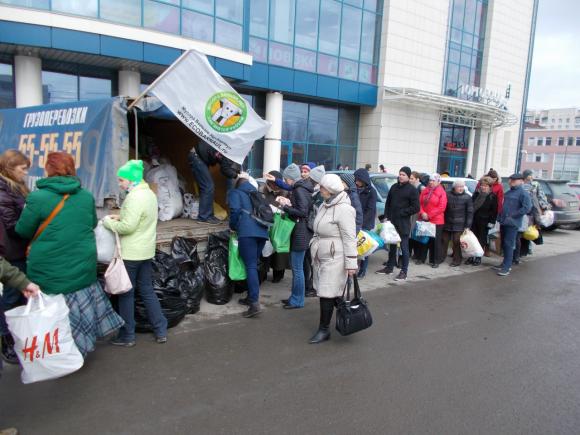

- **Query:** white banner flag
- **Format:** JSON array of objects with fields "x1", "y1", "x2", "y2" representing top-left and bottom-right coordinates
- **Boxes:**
[{"x1": 145, "y1": 50, "x2": 270, "y2": 164}]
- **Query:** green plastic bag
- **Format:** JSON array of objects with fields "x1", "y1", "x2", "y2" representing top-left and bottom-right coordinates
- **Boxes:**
[
  {"x1": 270, "y1": 213, "x2": 295, "y2": 253},
  {"x1": 228, "y1": 233, "x2": 247, "y2": 281}
]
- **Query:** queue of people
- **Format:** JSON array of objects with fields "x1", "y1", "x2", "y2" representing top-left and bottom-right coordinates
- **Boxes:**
[{"x1": 0, "y1": 144, "x2": 551, "y2": 385}]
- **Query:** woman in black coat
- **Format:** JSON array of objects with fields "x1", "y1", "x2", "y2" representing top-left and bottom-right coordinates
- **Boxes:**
[
  {"x1": 468, "y1": 176, "x2": 498, "y2": 266},
  {"x1": 354, "y1": 168, "x2": 377, "y2": 278},
  {"x1": 278, "y1": 164, "x2": 314, "y2": 309},
  {"x1": 0, "y1": 150, "x2": 31, "y2": 364},
  {"x1": 441, "y1": 180, "x2": 473, "y2": 267}
]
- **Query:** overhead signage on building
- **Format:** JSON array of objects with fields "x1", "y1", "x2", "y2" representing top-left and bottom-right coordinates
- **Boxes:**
[
  {"x1": 0, "y1": 98, "x2": 128, "y2": 206},
  {"x1": 139, "y1": 50, "x2": 270, "y2": 165},
  {"x1": 457, "y1": 84, "x2": 510, "y2": 110}
]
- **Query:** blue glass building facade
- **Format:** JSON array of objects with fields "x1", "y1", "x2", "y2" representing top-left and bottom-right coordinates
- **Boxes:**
[
  {"x1": 438, "y1": 0, "x2": 488, "y2": 176},
  {"x1": 0, "y1": 0, "x2": 383, "y2": 174}
]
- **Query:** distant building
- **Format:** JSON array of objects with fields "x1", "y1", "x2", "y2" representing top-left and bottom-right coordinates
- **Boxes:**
[{"x1": 521, "y1": 107, "x2": 580, "y2": 180}]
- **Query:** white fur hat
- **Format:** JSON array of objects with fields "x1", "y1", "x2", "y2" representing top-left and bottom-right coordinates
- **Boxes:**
[{"x1": 320, "y1": 174, "x2": 344, "y2": 195}]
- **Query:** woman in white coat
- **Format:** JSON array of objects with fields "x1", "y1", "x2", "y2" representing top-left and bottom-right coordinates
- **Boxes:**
[{"x1": 309, "y1": 174, "x2": 358, "y2": 344}]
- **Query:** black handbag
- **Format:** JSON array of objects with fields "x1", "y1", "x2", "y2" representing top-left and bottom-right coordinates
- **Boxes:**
[{"x1": 335, "y1": 276, "x2": 373, "y2": 336}]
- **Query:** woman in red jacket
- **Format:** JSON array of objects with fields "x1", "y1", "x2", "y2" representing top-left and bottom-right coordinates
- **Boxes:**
[{"x1": 418, "y1": 173, "x2": 448, "y2": 268}]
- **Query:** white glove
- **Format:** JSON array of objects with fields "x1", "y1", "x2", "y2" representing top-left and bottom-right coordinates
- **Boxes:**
[{"x1": 487, "y1": 223, "x2": 495, "y2": 229}]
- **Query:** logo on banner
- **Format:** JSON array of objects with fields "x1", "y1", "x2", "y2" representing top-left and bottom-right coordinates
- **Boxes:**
[{"x1": 205, "y1": 92, "x2": 247, "y2": 133}]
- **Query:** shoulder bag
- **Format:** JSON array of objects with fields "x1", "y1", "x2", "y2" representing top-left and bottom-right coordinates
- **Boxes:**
[
  {"x1": 336, "y1": 276, "x2": 373, "y2": 336},
  {"x1": 104, "y1": 232, "x2": 133, "y2": 295}
]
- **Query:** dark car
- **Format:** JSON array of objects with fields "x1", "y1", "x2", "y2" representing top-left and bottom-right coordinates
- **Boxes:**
[
  {"x1": 500, "y1": 178, "x2": 580, "y2": 229},
  {"x1": 567, "y1": 183, "x2": 580, "y2": 204}
]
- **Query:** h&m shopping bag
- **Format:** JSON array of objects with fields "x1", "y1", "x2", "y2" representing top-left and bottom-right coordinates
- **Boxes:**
[
  {"x1": 357, "y1": 231, "x2": 379, "y2": 257},
  {"x1": 228, "y1": 233, "x2": 247, "y2": 281},
  {"x1": 5, "y1": 292, "x2": 84, "y2": 384}
]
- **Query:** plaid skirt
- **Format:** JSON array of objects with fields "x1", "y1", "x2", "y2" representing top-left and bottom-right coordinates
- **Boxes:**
[{"x1": 65, "y1": 282, "x2": 124, "y2": 357}]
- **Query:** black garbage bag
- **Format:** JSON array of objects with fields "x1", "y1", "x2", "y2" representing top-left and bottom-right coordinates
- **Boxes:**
[
  {"x1": 178, "y1": 260, "x2": 205, "y2": 314},
  {"x1": 170, "y1": 237, "x2": 204, "y2": 314},
  {"x1": 205, "y1": 230, "x2": 233, "y2": 305},
  {"x1": 135, "y1": 250, "x2": 187, "y2": 332},
  {"x1": 171, "y1": 237, "x2": 201, "y2": 267}
]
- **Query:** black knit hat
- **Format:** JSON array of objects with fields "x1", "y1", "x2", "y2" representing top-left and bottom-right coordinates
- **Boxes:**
[{"x1": 399, "y1": 166, "x2": 412, "y2": 177}]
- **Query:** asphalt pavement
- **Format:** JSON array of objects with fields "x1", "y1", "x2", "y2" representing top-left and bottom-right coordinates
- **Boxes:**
[{"x1": 2, "y1": 251, "x2": 580, "y2": 434}]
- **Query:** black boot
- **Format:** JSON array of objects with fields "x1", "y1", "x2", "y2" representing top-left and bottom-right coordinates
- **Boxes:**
[
  {"x1": 242, "y1": 302, "x2": 261, "y2": 318},
  {"x1": 272, "y1": 269, "x2": 285, "y2": 283},
  {"x1": 472, "y1": 257, "x2": 481, "y2": 266},
  {"x1": 1, "y1": 334, "x2": 19, "y2": 365},
  {"x1": 465, "y1": 257, "x2": 474, "y2": 265},
  {"x1": 309, "y1": 298, "x2": 334, "y2": 344}
]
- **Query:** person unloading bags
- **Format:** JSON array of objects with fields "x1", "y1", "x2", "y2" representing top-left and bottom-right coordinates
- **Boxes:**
[{"x1": 187, "y1": 140, "x2": 241, "y2": 224}]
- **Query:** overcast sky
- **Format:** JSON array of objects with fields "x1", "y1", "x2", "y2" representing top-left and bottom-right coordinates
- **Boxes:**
[{"x1": 527, "y1": 0, "x2": 580, "y2": 110}]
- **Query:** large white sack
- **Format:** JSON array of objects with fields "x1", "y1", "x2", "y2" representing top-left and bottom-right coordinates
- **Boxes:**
[
  {"x1": 146, "y1": 164, "x2": 184, "y2": 221},
  {"x1": 460, "y1": 229, "x2": 484, "y2": 258}
]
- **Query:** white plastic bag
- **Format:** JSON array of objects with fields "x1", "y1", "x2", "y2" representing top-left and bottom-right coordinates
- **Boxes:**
[
  {"x1": 145, "y1": 164, "x2": 184, "y2": 221},
  {"x1": 262, "y1": 240, "x2": 274, "y2": 257},
  {"x1": 5, "y1": 293, "x2": 84, "y2": 384},
  {"x1": 460, "y1": 229, "x2": 484, "y2": 258},
  {"x1": 415, "y1": 221, "x2": 436, "y2": 238},
  {"x1": 539, "y1": 210, "x2": 554, "y2": 228},
  {"x1": 379, "y1": 221, "x2": 401, "y2": 245},
  {"x1": 95, "y1": 220, "x2": 116, "y2": 263}
]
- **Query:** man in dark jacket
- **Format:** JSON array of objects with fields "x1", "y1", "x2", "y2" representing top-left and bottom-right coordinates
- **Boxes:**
[
  {"x1": 279, "y1": 164, "x2": 314, "y2": 308},
  {"x1": 441, "y1": 180, "x2": 474, "y2": 267},
  {"x1": 376, "y1": 166, "x2": 419, "y2": 281},
  {"x1": 354, "y1": 168, "x2": 377, "y2": 278},
  {"x1": 493, "y1": 173, "x2": 532, "y2": 276},
  {"x1": 187, "y1": 140, "x2": 241, "y2": 224}
]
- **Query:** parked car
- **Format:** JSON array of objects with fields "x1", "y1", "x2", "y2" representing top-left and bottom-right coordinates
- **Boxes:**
[
  {"x1": 567, "y1": 183, "x2": 580, "y2": 204},
  {"x1": 330, "y1": 170, "x2": 398, "y2": 217},
  {"x1": 440, "y1": 177, "x2": 478, "y2": 196},
  {"x1": 500, "y1": 178, "x2": 580, "y2": 229}
]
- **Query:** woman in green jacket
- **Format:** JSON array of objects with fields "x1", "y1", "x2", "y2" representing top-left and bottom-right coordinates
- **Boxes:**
[
  {"x1": 15, "y1": 152, "x2": 123, "y2": 357},
  {"x1": 104, "y1": 160, "x2": 167, "y2": 346}
]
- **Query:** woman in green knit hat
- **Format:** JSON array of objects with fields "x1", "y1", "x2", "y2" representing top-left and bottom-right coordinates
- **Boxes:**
[{"x1": 104, "y1": 160, "x2": 167, "y2": 346}]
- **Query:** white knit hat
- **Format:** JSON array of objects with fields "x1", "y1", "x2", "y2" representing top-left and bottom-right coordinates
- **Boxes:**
[{"x1": 320, "y1": 174, "x2": 344, "y2": 195}]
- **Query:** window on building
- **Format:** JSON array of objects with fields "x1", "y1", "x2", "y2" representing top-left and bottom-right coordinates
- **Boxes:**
[
  {"x1": 0, "y1": 63, "x2": 14, "y2": 109},
  {"x1": 568, "y1": 137, "x2": 574, "y2": 146},
  {"x1": 215, "y1": 19, "x2": 243, "y2": 49},
  {"x1": 558, "y1": 137, "x2": 565, "y2": 146},
  {"x1": 269, "y1": 0, "x2": 295, "y2": 44},
  {"x1": 527, "y1": 137, "x2": 536, "y2": 146},
  {"x1": 340, "y1": 6, "x2": 362, "y2": 60},
  {"x1": 308, "y1": 105, "x2": 338, "y2": 144},
  {"x1": 551, "y1": 118, "x2": 555, "y2": 123},
  {"x1": 143, "y1": 0, "x2": 179, "y2": 33},
  {"x1": 566, "y1": 118, "x2": 570, "y2": 124},
  {"x1": 183, "y1": 0, "x2": 213, "y2": 14},
  {"x1": 558, "y1": 118, "x2": 563, "y2": 124},
  {"x1": 545, "y1": 137, "x2": 552, "y2": 146},
  {"x1": 52, "y1": 0, "x2": 98, "y2": 17},
  {"x1": 537, "y1": 137, "x2": 544, "y2": 146},
  {"x1": 526, "y1": 153, "x2": 534, "y2": 163},
  {"x1": 318, "y1": 0, "x2": 341, "y2": 56},
  {"x1": 100, "y1": 0, "x2": 142, "y2": 26},
  {"x1": 541, "y1": 117, "x2": 548, "y2": 124},
  {"x1": 249, "y1": 0, "x2": 269, "y2": 37},
  {"x1": 42, "y1": 70, "x2": 112, "y2": 104},
  {"x1": 535, "y1": 154, "x2": 542, "y2": 163},
  {"x1": 295, "y1": 0, "x2": 320, "y2": 50},
  {"x1": 576, "y1": 117, "x2": 580, "y2": 127},
  {"x1": 576, "y1": 137, "x2": 580, "y2": 146},
  {"x1": 216, "y1": 0, "x2": 243, "y2": 23},
  {"x1": 182, "y1": 10, "x2": 214, "y2": 42},
  {"x1": 42, "y1": 71, "x2": 79, "y2": 103}
]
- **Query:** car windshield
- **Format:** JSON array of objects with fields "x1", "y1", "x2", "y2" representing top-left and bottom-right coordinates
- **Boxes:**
[{"x1": 372, "y1": 176, "x2": 397, "y2": 198}]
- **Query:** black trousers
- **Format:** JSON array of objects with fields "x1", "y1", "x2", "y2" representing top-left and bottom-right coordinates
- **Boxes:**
[
  {"x1": 427, "y1": 224, "x2": 444, "y2": 265},
  {"x1": 319, "y1": 297, "x2": 338, "y2": 330},
  {"x1": 304, "y1": 249, "x2": 314, "y2": 292}
]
